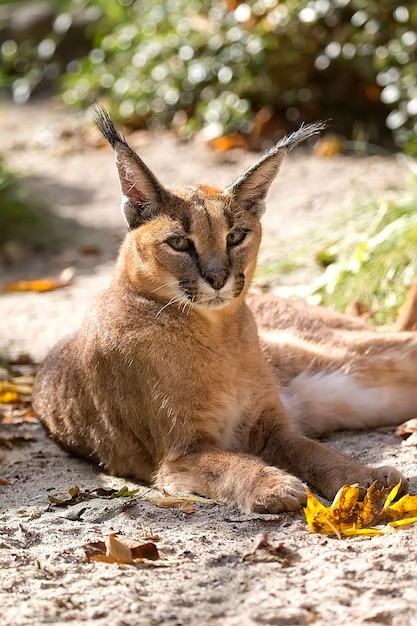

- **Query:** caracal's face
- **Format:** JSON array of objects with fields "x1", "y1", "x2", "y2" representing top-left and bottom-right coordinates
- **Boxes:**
[{"x1": 126, "y1": 184, "x2": 262, "y2": 314}]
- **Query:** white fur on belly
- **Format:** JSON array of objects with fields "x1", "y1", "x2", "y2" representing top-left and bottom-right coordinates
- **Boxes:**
[{"x1": 281, "y1": 370, "x2": 417, "y2": 437}]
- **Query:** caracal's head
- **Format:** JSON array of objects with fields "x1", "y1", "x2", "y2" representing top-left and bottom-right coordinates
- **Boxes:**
[{"x1": 94, "y1": 105, "x2": 324, "y2": 315}]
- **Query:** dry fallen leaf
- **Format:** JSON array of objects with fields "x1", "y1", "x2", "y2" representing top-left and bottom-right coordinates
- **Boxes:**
[
  {"x1": 149, "y1": 497, "x2": 196, "y2": 514},
  {"x1": 140, "y1": 531, "x2": 161, "y2": 542},
  {"x1": 0, "y1": 377, "x2": 34, "y2": 403},
  {"x1": 48, "y1": 485, "x2": 139, "y2": 507},
  {"x1": 313, "y1": 134, "x2": 345, "y2": 157},
  {"x1": 304, "y1": 482, "x2": 417, "y2": 539},
  {"x1": 84, "y1": 534, "x2": 159, "y2": 565},
  {"x1": 243, "y1": 532, "x2": 298, "y2": 565},
  {"x1": 0, "y1": 370, "x2": 39, "y2": 449},
  {"x1": 208, "y1": 133, "x2": 248, "y2": 152},
  {"x1": 0, "y1": 390, "x2": 20, "y2": 404},
  {"x1": 0, "y1": 425, "x2": 38, "y2": 448},
  {"x1": 79, "y1": 245, "x2": 102, "y2": 256},
  {"x1": 394, "y1": 283, "x2": 417, "y2": 331},
  {"x1": 345, "y1": 299, "x2": 375, "y2": 321},
  {"x1": 0, "y1": 366, "x2": 38, "y2": 429},
  {"x1": 2, "y1": 267, "x2": 74, "y2": 293},
  {"x1": 1, "y1": 407, "x2": 37, "y2": 424},
  {"x1": 396, "y1": 418, "x2": 417, "y2": 440},
  {"x1": 148, "y1": 493, "x2": 212, "y2": 514}
]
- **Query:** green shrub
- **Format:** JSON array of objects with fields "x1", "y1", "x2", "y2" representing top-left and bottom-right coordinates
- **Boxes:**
[
  {"x1": 1, "y1": 0, "x2": 417, "y2": 148},
  {"x1": 0, "y1": 162, "x2": 49, "y2": 256},
  {"x1": 312, "y1": 172, "x2": 417, "y2": 326}
]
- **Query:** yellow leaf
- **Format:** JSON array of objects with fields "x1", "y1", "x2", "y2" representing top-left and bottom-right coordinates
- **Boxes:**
[
  {"x1": 384, "y1": 480, "x2": 402, "y2": 507},
  {"x1": 0, "y1": 377, "x2": 34, "y2": 403},
  {"x1": 304, "y1": 482, "x2": 417, "y2": 538},
  {"x1": 2, "y1": 268, "x2": 74, "y2": 293},
  {"x1": 340, "y1": 527, "x2": 385, "y2": 537},
  {"x1": 304, "y1": 485, "x2": 363, "y2": 538},
  {"x1": 0, "y1": 390, "x2": 20, "y2": 403},
  {"x1": 3, "y1": 278, "x2": 62, "y2": 292},
  {"x1": 389, "y1": 517, "x2": 417, "y2": 528},
  {"x1": 359, "y1": 482, "x2": 392, "y2": 527},
  {"x1": 383, "y1": 490, "x2": 417, "y2": 523}
]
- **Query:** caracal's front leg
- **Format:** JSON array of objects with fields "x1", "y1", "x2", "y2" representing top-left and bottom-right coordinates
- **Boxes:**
[
  {"x1": 249, "y1": 410, "x2": 407, "y2": 501},
  {"x1": 155, "y1": 446, "x2": 307, "y2": 513}
]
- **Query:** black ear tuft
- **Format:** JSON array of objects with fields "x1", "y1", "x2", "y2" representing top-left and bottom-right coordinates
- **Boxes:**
[
  {"x1": 272, "y1": 120, "x2": 327, "y2": 152},
  {"x1": 225, "y1": 121, "x2": 326, "y2": 218},
  {"x1": 92, "y1": 103, "x2": 127, "y2": 149},
  {"x1": 91, "y1": 103, "x2": 168, "y2": 230}
]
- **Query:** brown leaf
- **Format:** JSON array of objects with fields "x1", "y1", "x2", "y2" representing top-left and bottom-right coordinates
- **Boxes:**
[
  {"x1": 79, "y1": 245, "x2": 102, "y2": 256},
  {"x1": 1, "y1": 407, "x2": 37, "y2": 424},
  {"x1": 48, "y1": 484, "x2": 139, "y2": 507},
  {"x1": 148, "y1": 493, "x2": 213, "y2": 514},
  {"x1": 130, "y1": 541, "x2": 160, "y2": 561},
  {"x1": 0, "y1": 423, "x2": 38, "y2": 448},
  {"x1": 140, "y1": 532, "x2": 161, "y2": 542},
  {"x1": 101, "y1": 534, "x2": 136, "y2": 564},
  {"x1": 394, "y1": 283, "x2": 417, "y2": 331},
  {"x1": 243, "y1": 532, "x2": 297, "y2": 565},
  {"x1": 208, "y1": 133, "x2": 248, "y2": 152},
  {"x1": 48, "y1": 485, "x2": 85, "y2": 507},
  {"x1": 93, "y1": 486, "x2": 139, "y2": 498},
  {"x1": 22, "y1": 408, "x2": 36, "y2": 419},
  {"x1": 83, "y1": 540, "x2": 106, "y2": 560},
  {"x1": 345, "y1": 300, "x2": 374, "y2": 321},
  {"x1": 396, "y1": 418, "x2": 417, "y2": 440},
  {"x1": 401, "y1": 432, "x2": 417, "y2": 447},
  {"x1": 313, "y1": 134, "x2": 345, "y2": 157},
  {"x1": 84, "y1": 534, "x2": 159, "y2": 565}
]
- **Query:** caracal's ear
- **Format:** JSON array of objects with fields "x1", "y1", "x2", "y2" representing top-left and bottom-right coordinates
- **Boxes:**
[
  {"x1": 92, "y1": 104, "x2": 168, "y2": 229},
  {"x1": 225, "y1": 121, "x2": 326, "y2": 218}
]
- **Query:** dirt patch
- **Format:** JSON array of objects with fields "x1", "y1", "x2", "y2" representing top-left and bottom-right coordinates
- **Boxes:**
[{"x1": 1, "y1": 101, "x2": 416, "y2": 626}]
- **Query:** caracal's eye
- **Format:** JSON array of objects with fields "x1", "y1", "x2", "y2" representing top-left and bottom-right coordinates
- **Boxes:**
[
  {"x1": 227, "y1": 229, "x2": 247, "y2": 247},
  {"x1": 166, "y1": 236, "x2": 192, "y2": 252}
]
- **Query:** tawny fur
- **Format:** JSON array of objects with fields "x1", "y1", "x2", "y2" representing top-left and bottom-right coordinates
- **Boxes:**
[
  {"x1": 32, "y1": 107, "x2": 412, "y2": 513},
  {"x1": 248, "y1": 293, "x2": 417, "y2": 436}
]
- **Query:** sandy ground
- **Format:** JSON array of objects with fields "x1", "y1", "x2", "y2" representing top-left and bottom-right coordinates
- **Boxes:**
[{"x1": 1, "y1": 101, "x2": 417, "y2": 626}]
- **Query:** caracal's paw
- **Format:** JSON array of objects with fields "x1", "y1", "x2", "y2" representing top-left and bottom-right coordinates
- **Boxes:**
[
  {"x1": 321, "y1": 464, "x2": 408, "y2": 501},
  {"x1": 249, "y1": 467, "x2": 307, "y2": 514},
  {"x1": 365, "y1": 465, "x2": 408, "y2": 495}
]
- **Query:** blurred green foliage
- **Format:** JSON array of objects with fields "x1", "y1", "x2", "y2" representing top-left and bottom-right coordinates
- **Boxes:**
[
  {"x1": 0, "y1": 162, "x2": 49, "y2": 256},
  {"x1": 313, "y1": 175, "x2": 417, "y2": 325},
  {"x1": 1, "y1": 0, "x2": 417, "y2": 150},
  {"x1": 255, "y1": 168, "x2": 417, "y2": 327}
]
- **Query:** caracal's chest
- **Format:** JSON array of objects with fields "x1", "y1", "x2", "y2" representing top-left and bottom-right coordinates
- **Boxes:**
[{"x1": 151, "y1": 322, "x2": 270, "y2": 449}]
